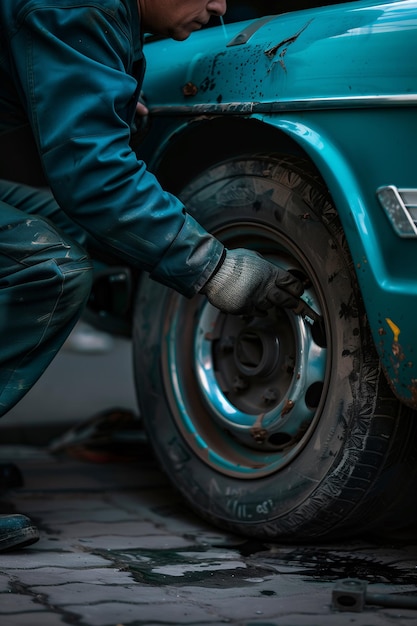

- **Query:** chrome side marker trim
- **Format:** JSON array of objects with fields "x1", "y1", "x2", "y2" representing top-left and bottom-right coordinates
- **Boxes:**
[{"x1": 377, "y1": 186, "x2": 417, "y2": 238}]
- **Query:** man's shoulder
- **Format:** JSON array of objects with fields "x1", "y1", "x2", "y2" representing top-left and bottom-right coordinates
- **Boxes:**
[{"x1": 2, "y1": 0, "x2": 130, "y2": 23}]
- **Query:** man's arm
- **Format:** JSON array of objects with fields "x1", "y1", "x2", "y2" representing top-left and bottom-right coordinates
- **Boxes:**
[{"x1": 9, "y1": 1, "x2": 224, "y2": 296}]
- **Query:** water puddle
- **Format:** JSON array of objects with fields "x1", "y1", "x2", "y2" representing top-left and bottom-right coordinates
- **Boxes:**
[
  {"x1": 95, "y1": 544, "x2": 273, "y2": 587},
  {"x1": 93, "y1": 539, "x2": 417, "y2": 589}
]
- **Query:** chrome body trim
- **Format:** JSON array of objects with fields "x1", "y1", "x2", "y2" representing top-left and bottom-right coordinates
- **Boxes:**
[{"x1": 150, "y1": 94, "x2": 417, "y2": 116}]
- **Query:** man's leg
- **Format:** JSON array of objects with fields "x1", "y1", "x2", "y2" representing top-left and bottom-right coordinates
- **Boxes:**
[
  {"x1": 0, "y1": 200, "x2": 93, "y2": 414},
  {"x1": 0, "y1": 179, "x2": 88, "y2": 245},
  {"x1": 0, "y1": 193, "x2": 93, "y2": 550}
]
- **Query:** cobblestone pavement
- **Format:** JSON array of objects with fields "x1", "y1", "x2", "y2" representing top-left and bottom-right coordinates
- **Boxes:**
[{"x1": 1, "y1": 435, "x2": 417, "y2": 626}]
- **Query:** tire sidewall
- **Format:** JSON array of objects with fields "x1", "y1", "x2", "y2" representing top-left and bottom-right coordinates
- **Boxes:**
[{"x1": 134, "y1": 156, "x2": 391, "y2": 538}]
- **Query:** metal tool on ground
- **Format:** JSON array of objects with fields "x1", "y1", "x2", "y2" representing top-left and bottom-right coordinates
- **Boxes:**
[{"x1": 332, "y1": 578, "x2": 417, "y2": 612}]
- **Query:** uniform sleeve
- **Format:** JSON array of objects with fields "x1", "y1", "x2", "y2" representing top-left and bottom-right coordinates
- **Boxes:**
[{"x1": 9, "y1": 2, "x2": 223, "y2": 296}]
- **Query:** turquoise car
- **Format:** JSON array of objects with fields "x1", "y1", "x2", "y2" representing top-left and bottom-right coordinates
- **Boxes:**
[{"x1": 131, "y1": 0, "x2": 417, "y2": 540}]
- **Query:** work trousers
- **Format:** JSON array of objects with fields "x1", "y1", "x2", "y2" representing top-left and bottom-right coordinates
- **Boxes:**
[{"x1": 0, "y1": 180, "x2": 93, "y2": 417}]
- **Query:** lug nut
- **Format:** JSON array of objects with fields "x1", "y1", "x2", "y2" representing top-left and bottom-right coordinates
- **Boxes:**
[
  {"x1": 251, "y1": 428, "x2": 268, "y2": 444},
  {"x1": 219, "y1": 336, "x2": 235, "y2": 353},
  {"x1": 233, "y1": 375, "x2": 249, "y2": 392},
  {"x1": 262, "y1": 388, "x2": 278, "y2": 405}
]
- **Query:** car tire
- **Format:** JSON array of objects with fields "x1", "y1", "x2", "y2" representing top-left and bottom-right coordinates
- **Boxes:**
[{"x1": 133, "y1": 154, "x2": 417, "y2": 540}]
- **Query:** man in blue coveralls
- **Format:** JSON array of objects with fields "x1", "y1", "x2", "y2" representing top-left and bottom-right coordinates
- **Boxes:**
[{"x1": 0, "y1": 0, "x2": 303, "y2": 550}]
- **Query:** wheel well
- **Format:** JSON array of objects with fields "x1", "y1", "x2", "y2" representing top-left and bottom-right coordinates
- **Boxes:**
[{"x1": 150, "y1": 117, "x2": 312, "y2": 195}]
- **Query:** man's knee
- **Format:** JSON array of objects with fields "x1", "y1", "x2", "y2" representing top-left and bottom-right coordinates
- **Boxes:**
[
  {"x1": 0, "y1": 210, "x2": 93, "y2": 311},
  {"x1": 54, "y1": 253, "x2": 94, "y2": 311}
]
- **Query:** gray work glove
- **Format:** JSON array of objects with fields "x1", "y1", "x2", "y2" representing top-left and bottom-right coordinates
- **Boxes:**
[{"x1": 201, "y1": 248, "x2": 304, "y2": 316}]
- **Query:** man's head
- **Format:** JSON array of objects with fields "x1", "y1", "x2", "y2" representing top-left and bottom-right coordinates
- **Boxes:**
[{"x1": 137, "y1": 0, "x2": 227, "y2": 41}]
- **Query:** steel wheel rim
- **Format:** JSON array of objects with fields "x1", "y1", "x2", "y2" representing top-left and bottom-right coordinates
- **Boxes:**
[{"x1": 162, "y1": 223, "x2": 329, "y2": 479}]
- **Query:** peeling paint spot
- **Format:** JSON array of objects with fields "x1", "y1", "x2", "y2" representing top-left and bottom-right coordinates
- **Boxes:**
[
  {"x1": 264, "y1": 19, "x2": 313, "y2": 72},
  {"x1": 386, "y1": 317, "x2": 401, "y2": 343}
]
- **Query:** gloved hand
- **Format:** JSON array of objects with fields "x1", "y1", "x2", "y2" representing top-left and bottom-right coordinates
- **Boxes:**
[{"x1": 201, "y1": 248, "x2": 304, "y2": 316}]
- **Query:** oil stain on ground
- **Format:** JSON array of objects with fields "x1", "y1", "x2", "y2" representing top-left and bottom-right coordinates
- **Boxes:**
[{"x1": 245, "y1": 545, "x2": 417, "y2": 586}]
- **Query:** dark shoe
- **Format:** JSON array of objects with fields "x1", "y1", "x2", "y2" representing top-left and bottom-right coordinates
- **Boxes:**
[{"x1": 0, "y1": 514, "x2": 39, "y2": 551}]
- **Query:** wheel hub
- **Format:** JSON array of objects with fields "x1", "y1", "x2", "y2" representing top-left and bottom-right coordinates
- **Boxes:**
[
  {"x1": 187, "y1": 293, "x2": 326, "y2": 455},
  {"x1": 235, "y1": 325, "x2": 280, "y2": 378},
  {"x1": 162, "y1": 239, "x2": 327, "y2": 473}
]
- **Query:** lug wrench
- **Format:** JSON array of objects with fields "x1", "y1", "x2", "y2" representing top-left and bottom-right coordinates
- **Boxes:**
[{"x1": 293, "y1": 298, "x2": 322, "y2": 326}]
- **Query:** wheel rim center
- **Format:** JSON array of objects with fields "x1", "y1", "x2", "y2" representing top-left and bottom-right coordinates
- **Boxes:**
[{"x1": 234, "y1": 327, "x2": 280, "y2": 377}]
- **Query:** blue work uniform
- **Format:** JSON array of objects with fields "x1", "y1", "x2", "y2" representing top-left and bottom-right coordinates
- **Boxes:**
[{"x1": 0, "y1": 0, "x2": 224, "y2": 415}]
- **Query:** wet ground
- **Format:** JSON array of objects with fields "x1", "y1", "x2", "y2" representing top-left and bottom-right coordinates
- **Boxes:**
[
  {"x1": 1, "y1": 433, "x2": 417, "y2": 626},
  {"x1": 1, "y1": 324, "x2": 417, "y2": 626}
]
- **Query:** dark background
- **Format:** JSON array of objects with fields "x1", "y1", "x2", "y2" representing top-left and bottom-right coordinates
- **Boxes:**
[{"x1": 224, "y1": 0, "x2": 355, "y2": 21}]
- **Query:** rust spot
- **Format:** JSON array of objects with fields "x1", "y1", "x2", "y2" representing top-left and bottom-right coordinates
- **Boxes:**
[
  {"x1": 410, "y1": 379, "x2": 417, "y2": 404},
  {"x1": 250, "y1": 413, "x2": 267, "y2": 444},
  {"x1": 250, "y1": 428, "x2": 268, "y2": 444},
  {"x1": 378, "y1": 327, "x2": 387, "y2": 336},
  {"x1": 382, "y1": 319, "x2": 415, "y2": 399},
  {"x1": 281, "y1": 399, "x2": 295, "y2": 416},
  {"x1": 182, "y1": 82, "x2": 198, "y2": 97},
  {"x1": 392, "y1": 342, "x2": 405, "y2": 360}
]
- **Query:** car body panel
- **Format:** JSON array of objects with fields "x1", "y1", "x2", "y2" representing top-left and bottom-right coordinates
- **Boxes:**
[
  {"x1": 145, "y1": 0, "x2": 416, "y2": 108},
  {"x1": 139, "y1": 0, "x2": 417, "y2": 407}
]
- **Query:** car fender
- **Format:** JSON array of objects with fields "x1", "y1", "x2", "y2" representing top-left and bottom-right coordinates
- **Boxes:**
[
  {"x1": 141, "y1": 0, "x2": 417, "y2": 406},
  {"x1": 252, "y1": 111, "x2": 417, "y2": 408}
]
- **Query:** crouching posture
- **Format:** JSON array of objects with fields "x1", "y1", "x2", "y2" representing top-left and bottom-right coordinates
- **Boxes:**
[{"x1": 0, "y1": 0, "x2": 303, "y2": 550}]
